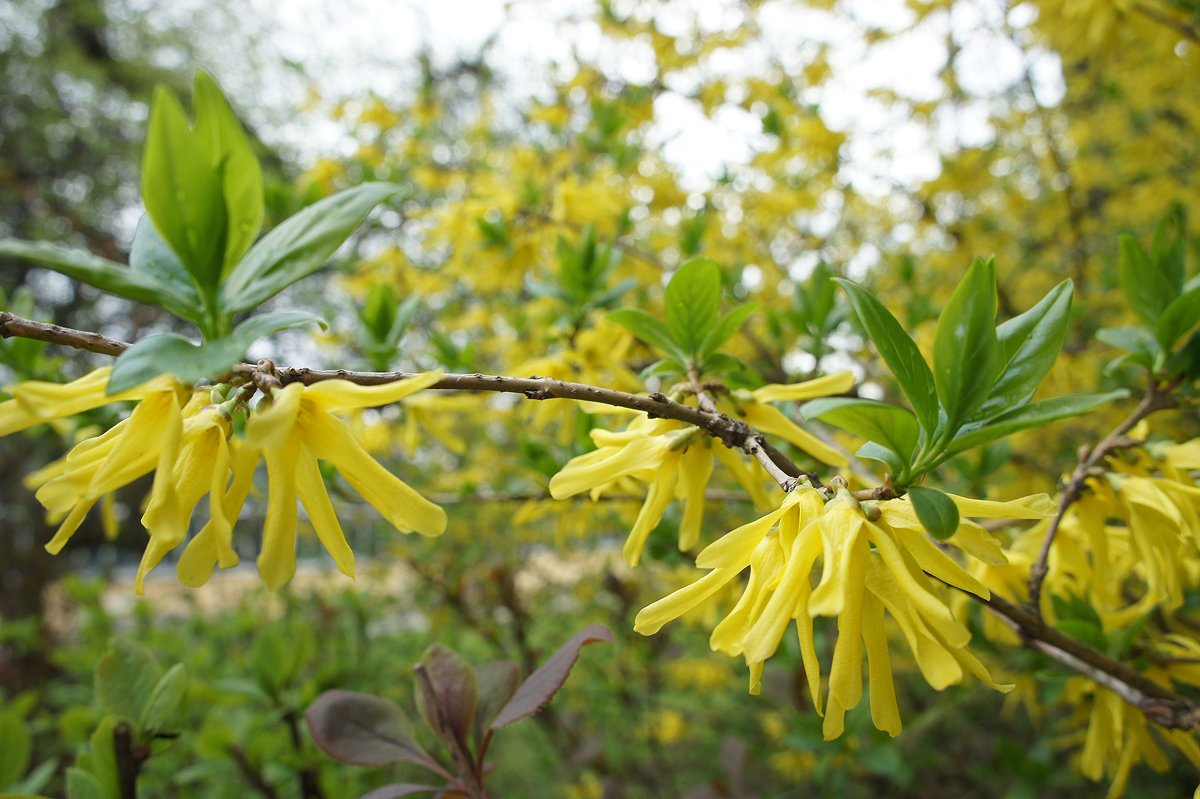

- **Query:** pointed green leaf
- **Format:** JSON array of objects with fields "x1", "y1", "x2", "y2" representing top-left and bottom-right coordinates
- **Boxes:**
[
  {"x1": 665, "y1": 258, "x2": 722, "y2": 358},
  {"x1": 142, "y1": 85, "x2": 227, "y2": 290},
  {"x1": 1118, "y1": 234, "x2": 1174, "y2": 325},
  {"x1": 947, "y1": 391, "x2": 1128, "y2": 455},
  {"x1": 801, "y1": 398, "x2": 919, "y2": 463},
  {"x1": 65, "y1": 769, "x2": 105, "y2": 799},
  {"x1": 906, "y1": 486, "x2": 960, "y2": 540},
  {"x1": 193, "y1": 70, "x2": 264, "y2": 275},
  {"x1": 129, "y1": 216, "x2": 202, "y2": 314},
  {"x1": 699, "y1": 301, "x2": 759, "y2": 357},
  {"x1": 834, "y1": 278, "x2": 939, "y2": 436},
  {"x1": 608, "y1": 308, "x2": 682, "y2": 358},
  {"x1": 975, "y1": 279, "x2": 1073, "y2": 419},
  {"x1": 1155, "y1": 286, "x2": 1200, "y2": 350},
  {"x1": 0, "y1": 239, "x2": 197, "y2": 322},
  {"x1": 933, "y1": 257, "x2": 1000, "y2": 428},
  {"x1": 220, "y1": 183, "x2": 401, "y2": 314}
]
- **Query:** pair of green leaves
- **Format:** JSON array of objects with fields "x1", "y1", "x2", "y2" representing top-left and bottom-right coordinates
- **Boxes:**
[
  {"x1": 803, "y1": 259, "x2": 1119, "y2": 539},
  {"x1": 0, "y1": 71, "x2": 402, "y2": 393},
  {"x1": 609, "y1": 258, "x2": 757, "y2": 379},
  {"x1": 1105, "y1": 212, "x2": 1200, "y2": 376}
]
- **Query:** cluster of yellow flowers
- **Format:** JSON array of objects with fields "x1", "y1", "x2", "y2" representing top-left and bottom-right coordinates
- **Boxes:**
[{"x1": 1, "y1": 368, "x2": 447, "y2": 593}]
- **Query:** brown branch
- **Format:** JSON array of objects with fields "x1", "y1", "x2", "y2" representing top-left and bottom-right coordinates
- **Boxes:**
[
  {"x1": 113, "y1": 722, "x2": 147, "y2": 799},
  {"x1": 1028, "y1": 379, "x2": 1179, "y2": 613},
  {"x1": 0, "y1": 310, "x2": 129, "y2": 357},
  {"x1": 1133, "y1": 1, "x2": 1200, "y2": 43},
  {"x1": 977, "y1": 591, "x2": 1200, "y2": 732}
]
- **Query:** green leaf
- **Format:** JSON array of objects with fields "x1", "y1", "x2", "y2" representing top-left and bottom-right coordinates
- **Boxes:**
[
  {"x1": 107, "y1": 311, "x2": 321, "y2": 393},
  {"x1": 95, "y1": 639, "x2": 161, "y2": 723},
  {"x1": 1096, "y1": 326, "x2": 1160, "y2": 370},
  {"x1": 193, "y1": 70, "x2": 264, "y2": 275},
  {"x1": 976, "y1": 279, "x2": 1072, "y2": 419},
  {"x1": 129, "y1": 216, "x2": 202, "y2": 317},
  {"x1": 639, "y1": 358, "x2": 685, "y2": 381},
  {"x1": 220, "y1": 183, "x2": 401, "y2": 314},
  {"x1": 697, "y1": 352, "x2": 747, "y2": 377},
  {"x1": 947, "y1": 391, "x2": 1128, "y2": 455},
  {"x1": 834, "y1": 278, "x2": 939, "y2": 437},
  {"x1": 933, "y1": 257, "x2": 1000, "y2": 429},
  {"x1": 664, "y1": 258, "x2": 722, "y2": 358},
  {"x1": 906, "y1": 486, "x2": 960, "y2": 540},
  {"x1": 1155, "y1": 286, "x2": 1200, "y2": 350},
  {"x1": 0, "y1": 711, "x2": 31, "y2": 788},
  {"x1": 1118, "y1": 234, "x2": 1174, "y2": 326},
  {"x1": 699, "y1": 301, "x2": 759, "y2": 357},
  {"x1": 801, "y1": 398, "x2": 919, "y2": 464},
  {"x1": 608, "y1": 308, "x2": 682, "y2": 358},
  {"x1": 0, "y1": 239, "x2": 196, "y2": 321},
  {"x1": 141, "y1": 85, "x2": 227, "y2": 291},
  {"x1": 138, "y1": 663, "x2": 187, "y2": 735},
  {"x1": 856, "y1": 441, "x2": 907, "y2": 478}
]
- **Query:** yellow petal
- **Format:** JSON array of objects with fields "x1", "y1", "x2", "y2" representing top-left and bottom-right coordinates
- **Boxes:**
[
  {"x1": 634, "y1": 567, "x2": 742, "y2": 635},
  {"x1": 295, "y1": 442, "x2": 355, "y2": 577},
  {"x1": 301, "y1": 409, "x2": 446, "y2": 536},
  {"x1": 677, "y1": 444, "x2": 713, "y2": 552},
  {"x1": 623, "y1": 453, "x2": 680, "y2": 567},
  {"x1": 741, "y1": 521, "x2": 822, "y2": 663},
  {"x1": 257, "y1": 435, "x2": 300, "y2": 589},
  {"x1": 245, "y1": 383, "x2": 303, "y2": 450},
  {"x1": 810, "y1": 501, "x2": 867, "y2": 616},
  {"x1": 738, "y1": 403, "x2": 847, "y2": 467},
  {"x1": 752, "y1": 371, "x2": 855, "y2": 403},
  {"x1": 947, "y1": 492, "x2": 1057, "y2": 519},
  {"x1": 301, "y1": 370, "x2": 444, "y2": 411},
  {"x1": 862, "y1": 591, "x2": 902, "y2": 736},
  {"x1": 549, "y1": 437, "x2": 667, "y2": 499}
]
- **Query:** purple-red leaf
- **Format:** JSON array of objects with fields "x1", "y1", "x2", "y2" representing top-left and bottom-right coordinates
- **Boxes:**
[
  {"x1": 489, "y1": 624, "x2": 612, "y2": 731},
  {"x1": 359, "y1": 784, "x2": 441, "y2": 799},
  {"x1": 472, "y1": 660, "x2": 520, "y2": 745},
  {"x1": 306, "y1": 690, "x2": 433, "y2": 769},
  {"x1": 413, "y1": 645, "x2": 477, "y2": 750}
]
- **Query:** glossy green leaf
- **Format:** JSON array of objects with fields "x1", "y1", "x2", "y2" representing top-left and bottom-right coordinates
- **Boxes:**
[
  {"x1": 608, "y1": 308, "x2": 681, "y2": 358},
  {"x1": 1118, "y1": 234, "x2": 1174, "y2": 326},
  {"x1": 193, "y1": 70, "x2": 263, "y2": 275},
  {"x1": 664, "y1": 258, "x2": 722, "y2": 358},
  {"x1": 801, "y1": 398, "x2": 919, "y2": 462},
  {"x1": 834, "y1": 278, "x2": 939, "y2": 436},
  {"x1": 699, "y1": 301, "x2": 759, "y2": 357},
  {"x1": 975, "y1": 279, "x2": 1072, "y2": 419},
  {"x1": 129, "y1": 216, "x2": 202, "y2": 316},
  {"x1": 0, "y1": 239, "x2": 196, "y2": 322},
  {"x1": 947, "y1": 391, "x2": 1128, "y2": 455},
  {"x1": 107, "y1": 310, "x2": 321, "y2": 393},
  {"x1": 856, "y1": 441, "x2": 907, "y2": 478},
  {"x1": 142, "y1": 85, "x2": 227, "y2": 290},
  {"x1": 906, "y1": 486, "x2": 960, "y2": 540},
  {"x1": 220, "y1": 183, "x2": 400, "y2": 314},
  {"x1": 1155, "y1": 286, "x2": 1200, "y2": 350},
  {"x1": 639, "y1": 358, "x2": 686, "y2": 381},
  {"x1": 933, "y1": 257, "x2": 999, "y2": 428}
]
